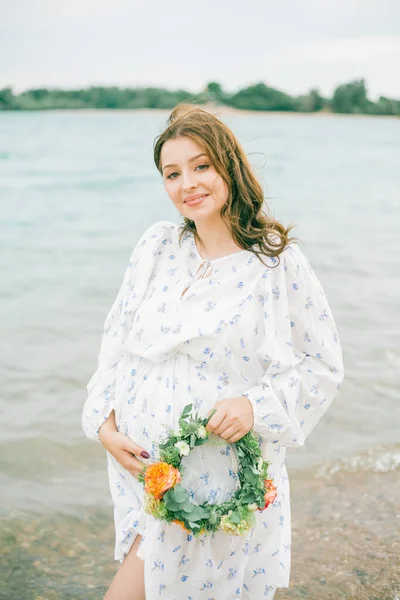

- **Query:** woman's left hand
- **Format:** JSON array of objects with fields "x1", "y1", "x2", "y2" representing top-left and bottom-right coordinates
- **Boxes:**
[{"x1": 205, "y1": 396, "x2": 254, "y2": 443}]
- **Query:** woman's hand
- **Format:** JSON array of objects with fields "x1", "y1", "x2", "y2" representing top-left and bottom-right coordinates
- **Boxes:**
[
  {"x1": 205, "y1": 396, "x2": 254, "y2": 443},
  {"x1": 99, "y1": 411, "x2": 150, "y2": 479}
]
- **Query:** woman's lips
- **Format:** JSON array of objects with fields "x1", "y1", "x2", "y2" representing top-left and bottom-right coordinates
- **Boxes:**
[{"x1": 185, "y1": 194, "x2": 209, "y2": 207}]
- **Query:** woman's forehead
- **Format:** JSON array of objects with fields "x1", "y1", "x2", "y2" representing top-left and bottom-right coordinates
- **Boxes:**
[{"x1": 161, "y1": 137, "x2": 207, "y2": 166}]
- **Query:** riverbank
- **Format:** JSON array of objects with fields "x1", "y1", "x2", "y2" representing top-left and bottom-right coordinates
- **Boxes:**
[{"x1": 1, "y1": 466, "x2": 398, "y2": 600}]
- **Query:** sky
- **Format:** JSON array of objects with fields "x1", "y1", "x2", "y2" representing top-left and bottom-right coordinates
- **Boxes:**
[{"x1": 1, "y1": 0, "x2": 400, "y2": 100}]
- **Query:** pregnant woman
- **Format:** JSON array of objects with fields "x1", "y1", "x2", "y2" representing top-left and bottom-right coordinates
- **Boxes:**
[{"x1": 82, "y1": 104, "x2": 344, "y2": 600}]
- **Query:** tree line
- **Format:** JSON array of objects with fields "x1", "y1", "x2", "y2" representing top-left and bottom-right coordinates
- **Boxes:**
[{"x1": 0, "y1": 79, "x2": 399, "y2": 116}]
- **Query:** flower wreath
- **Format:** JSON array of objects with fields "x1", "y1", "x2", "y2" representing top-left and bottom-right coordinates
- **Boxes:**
[{"x1": 138, "y1": 403, "x2": 277, "y2": 536}]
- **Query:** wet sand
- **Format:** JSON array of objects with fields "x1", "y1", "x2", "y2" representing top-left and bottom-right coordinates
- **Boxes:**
[
  {"x1": 1, "y1": 468, "x2": 399, "y2": 599},
  {"x1": 279, "y1": 469, "x2": 400, "y2": 599}
]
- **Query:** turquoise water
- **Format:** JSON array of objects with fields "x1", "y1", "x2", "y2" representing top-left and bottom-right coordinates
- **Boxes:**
[{"x1": 0, "y1": 110, "x2": 399, "y2": 518}]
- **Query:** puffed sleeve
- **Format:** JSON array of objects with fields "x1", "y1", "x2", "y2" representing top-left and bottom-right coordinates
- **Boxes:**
[
  {"x1": 82, "y1": 220, "x2": 173, "y2": 442},
  {"x1": 242, "y1": 243, "x2": 344, "y2": 447}
]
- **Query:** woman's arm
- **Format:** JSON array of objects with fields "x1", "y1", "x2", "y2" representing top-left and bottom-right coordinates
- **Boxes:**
[
  {"x1": 98, "y1": 409, "x2": 118, "y2": 441},
  {"x1": 207, "y1": 243, "x2": 344, "y2": 448},
  {"x1": 242, "y1": 243, "x2": 344, "y2": 447},
  {"x1": 82, "y1": 221, "x2": 174, "y2": 442}
]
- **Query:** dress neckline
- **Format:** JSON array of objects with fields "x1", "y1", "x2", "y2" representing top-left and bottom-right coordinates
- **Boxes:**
[{"x1": 190, "y1": 232, "x2": 250, "y2": 264}]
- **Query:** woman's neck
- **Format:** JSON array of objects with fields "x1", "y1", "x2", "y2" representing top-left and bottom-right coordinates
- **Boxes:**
[{"x1": 194, "y1": 219, "x2": 242, "y2": 261}]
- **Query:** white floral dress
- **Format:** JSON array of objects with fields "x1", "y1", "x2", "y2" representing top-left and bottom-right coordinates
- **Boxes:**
[{"x1": 82, "y1": 220, "x2": 344, "y2": 599}]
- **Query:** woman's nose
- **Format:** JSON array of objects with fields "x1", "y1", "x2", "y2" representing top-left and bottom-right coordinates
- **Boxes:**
[{"x1": 181, "y1": 171, "x2": 198, "y2": 190}]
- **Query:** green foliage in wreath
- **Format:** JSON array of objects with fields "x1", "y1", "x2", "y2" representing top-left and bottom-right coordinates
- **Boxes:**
[{"x1": 138, "y1": 403, "x2": 277, "y2": 536}]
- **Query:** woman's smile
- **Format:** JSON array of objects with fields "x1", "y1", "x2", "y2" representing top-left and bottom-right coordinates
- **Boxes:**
[{"x1": 184, "y1": 193, "x2": 209, "y2": 207}]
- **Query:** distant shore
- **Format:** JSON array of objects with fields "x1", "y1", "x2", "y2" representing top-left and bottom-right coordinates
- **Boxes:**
[{"x1": 3, "y1": 79, "x2": 398, "y2": 116}]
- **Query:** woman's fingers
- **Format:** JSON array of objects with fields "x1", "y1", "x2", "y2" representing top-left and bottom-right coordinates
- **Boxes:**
[
  {"x1": 225, "y1": 430, "x2": 244, "y2": 444},
  {"x1": 205, "y1": 406, "x2": 226, "y2": 433},
  {"x1": 120, "y1": 451, "x2": 147, "y2": 479},
  {"x1": 120, "y1": 436, "x2": 150, "y2": 459},
  {"x1": 206, "y1": 397, "x2": 254, "y2": 438},
  {"x1": 101, "y1": 431, "x2": 150, "y2": 459},
  {"x1": 102, "y1": 432, "x2": 150, "y2": 479},
  {"x1": 219, "y1": 425, "x2": 242, "y2": 443},
  {"x1": 129, "y1": 456, "x2": 147, "y2": 479},
  {"x1": 213, "y1": 420, "x2": 230, "y2": 437}
]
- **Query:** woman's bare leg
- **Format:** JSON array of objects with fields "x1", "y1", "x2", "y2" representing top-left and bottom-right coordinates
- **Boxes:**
[{"x1": 104, "y1": 534, "x2": 145, "y2": 600}]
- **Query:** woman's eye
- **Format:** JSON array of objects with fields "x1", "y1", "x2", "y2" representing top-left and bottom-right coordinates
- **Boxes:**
[{"x1": 166, "y1": 164, "x2": 209, "y2": 180}]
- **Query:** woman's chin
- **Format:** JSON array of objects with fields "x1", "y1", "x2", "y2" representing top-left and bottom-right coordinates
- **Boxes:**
[{"x1": 183, "y1": 207, "x2": 221, "y2": 223}]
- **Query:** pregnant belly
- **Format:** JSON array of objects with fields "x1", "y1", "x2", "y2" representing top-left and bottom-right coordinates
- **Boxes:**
[
  {"x1": 115, "y1": 352, "x2": 242, "y2": 505},
  {"x1": 114, "y1": 351, "x2": 221, "y2": 457}
]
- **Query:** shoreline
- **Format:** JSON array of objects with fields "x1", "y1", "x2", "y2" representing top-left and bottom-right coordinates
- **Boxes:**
[{"x1": 1, "y1": 466, "x2": 399, "y2": 599}]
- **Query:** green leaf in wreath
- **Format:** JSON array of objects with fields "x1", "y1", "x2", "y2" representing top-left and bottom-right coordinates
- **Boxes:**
[
  {"x1": 168, "y1": 485, "x2": 189, "y2": 505},
  {"x1": 203, "y1": 408, "x2": 216, "y2": 428},
  {"x1": 164, "y1": 499, "x2": 178, "y2": 512},
  {"x1": 246, "y1": 511, "x2": 256, "y2": 528},
  {"x1": 182, "y1": 505, "x2": 198, "y2": 518},
  {"x1": 242, "y1": 493, "x2": 255, "y2": 504},
  {"x1": 228, "y1": 511, "x2": 241, "y2": 524},
  {"x1": 194, "y1": 436, "x2": 207, "y2": 447},
  {"x1": 163, "y1": 490, "x2": 180, "y2": 510},
  {"x1": 244, "y1": 467, "x2": 256, "y2": 482},
  {"x1": 189, "y1": 505, "x2": 209, "y2": 520},
  {"x1": 209, "y1": 512, "x2": 217, "y2": 525},
  {"x1": 181, "y1": 404, "x2": 193, "y2": 418}
]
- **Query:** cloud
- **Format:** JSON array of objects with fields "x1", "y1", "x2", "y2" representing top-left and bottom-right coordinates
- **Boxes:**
[
  {"x1": 1, "y1": 2, "x2": 400, "y2": 99},
  {"x1": 291, "y1": 36, "x2": 400, "y2": 63}
]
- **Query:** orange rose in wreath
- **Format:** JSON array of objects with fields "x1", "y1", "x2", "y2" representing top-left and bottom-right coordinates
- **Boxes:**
[
  {"x1": 173, "y1": 520, "x2": 206, "y2": 535},
  {"x1": 144, "y1": 462, "x2": 181, "y2": 499},
  {"x1": 260, "y1": 479, "x2": 277, "y2": 511}
]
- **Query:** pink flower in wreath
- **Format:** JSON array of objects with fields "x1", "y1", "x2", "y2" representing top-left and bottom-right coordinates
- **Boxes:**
[{"x1": 260, "y1": 479, "x2": 277, "y2": 511}]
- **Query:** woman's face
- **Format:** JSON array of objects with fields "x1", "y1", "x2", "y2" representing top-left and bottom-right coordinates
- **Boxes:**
[{"x1": 160, "y1": 136, "x2": 229, "y2": 223}]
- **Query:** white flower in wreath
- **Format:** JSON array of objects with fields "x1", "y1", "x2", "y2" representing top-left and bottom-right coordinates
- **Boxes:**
[
  {"x1": 197, "y1": 425, "x2": 208, "y2": 439},
  {"x1": 175, "y1": 441, "x2": 190, "y2": 456}
]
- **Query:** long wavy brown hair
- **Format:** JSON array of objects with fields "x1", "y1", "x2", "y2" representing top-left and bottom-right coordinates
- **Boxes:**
[{"x1": 153, "y1": 103, "x2": 296, "y2": 265}]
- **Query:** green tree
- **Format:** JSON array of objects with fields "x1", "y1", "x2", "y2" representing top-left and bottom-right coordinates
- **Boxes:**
[
  {"x1": 331, "y1": 79, "x2": 368, "y2": 114},
  {"x1": 228, "y1": 83, "x2": 297, "y2": 111},
  {"x1": 0, "y1": 88, "x2": 16, "y2": 109},
  {"x1": 370, "y1": 96, "x2": 400, "y2": 116},
  {"x1": 205, "y1": 82, "x2": 226, "y2": 104},
  {"x1": 1, "y1": 80, "x2": 399, "y2": 115},
  {"x1": 296, "y1": 88, "x2": 325, "y2": 112}
]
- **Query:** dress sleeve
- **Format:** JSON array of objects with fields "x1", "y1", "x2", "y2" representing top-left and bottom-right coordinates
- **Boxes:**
[
  {"x1": 242, "y1": 243, "x2": 344, "y2": 447},
  {"x1": 82, "y1": 220, "x2": 173, "y2": 442}
]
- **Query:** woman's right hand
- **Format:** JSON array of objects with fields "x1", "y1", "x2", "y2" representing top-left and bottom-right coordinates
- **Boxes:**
[{"x1": 98, "y1": 411, "x2": 150, "y2": 479}]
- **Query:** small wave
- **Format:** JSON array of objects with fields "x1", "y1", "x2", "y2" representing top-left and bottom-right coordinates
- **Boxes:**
[
  {"x1": 315, "y1": 445, "x2": 400, "y2": 478},
  {"x1": 385, "y1": 348, "x2": 400, "y2": 368}
]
